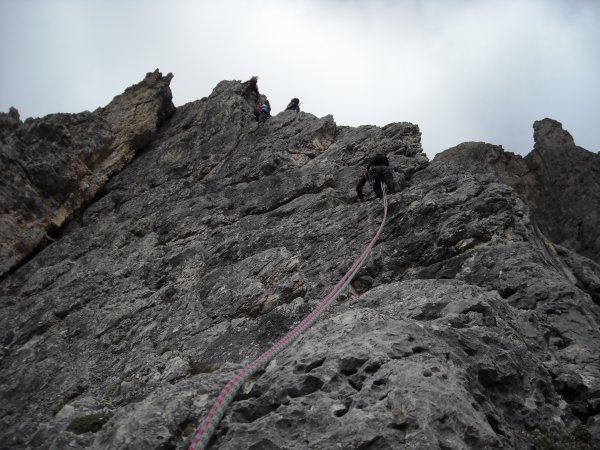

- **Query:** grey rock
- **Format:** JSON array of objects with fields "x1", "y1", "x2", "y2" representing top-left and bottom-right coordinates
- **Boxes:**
[
  {"x1": 434, "y1": 119, "x2": 600, "y2": 264},
  {"x1": 209, "y1": 280, "x2": 562, "y2": 450},
  {"x1": 588, "y1": 415, "x2": 600, "y2": 448},
  {"x1": 533, "y1": 117, "x2": 575, "y2": 149},
  {"x1": 0, "y1": 74, "x2": 599, "y2": 450},
  {"x1": 0, "y1": 69, "x2": 175, "y2": 277}
]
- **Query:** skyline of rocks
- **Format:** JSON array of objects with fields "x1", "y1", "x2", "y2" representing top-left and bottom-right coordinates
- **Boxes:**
[{"x1": 1, "y1": 71, "x2": 599, "y2": 449}]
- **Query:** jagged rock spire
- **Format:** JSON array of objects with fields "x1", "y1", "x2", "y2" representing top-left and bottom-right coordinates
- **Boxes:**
[{"x1": 533, "y1": 118, "x2": 575, "y2": 149}]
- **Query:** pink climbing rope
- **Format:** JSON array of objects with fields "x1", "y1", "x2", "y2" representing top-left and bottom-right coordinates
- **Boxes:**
[{"x1": 189, "y1": 189, "x2": 388, "y2": 450}]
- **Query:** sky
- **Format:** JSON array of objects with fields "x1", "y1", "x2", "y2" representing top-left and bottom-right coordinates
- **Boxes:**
[{"x1": 1, "y1": 0, "x2": 599, "y2": 159}]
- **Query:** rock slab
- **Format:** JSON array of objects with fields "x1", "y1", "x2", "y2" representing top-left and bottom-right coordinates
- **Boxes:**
[{"x1": 0, "y1": 75, "x2": 598, "y2": 449}]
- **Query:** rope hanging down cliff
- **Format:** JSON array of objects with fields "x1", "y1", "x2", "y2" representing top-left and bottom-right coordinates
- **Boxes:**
[{"x1": 188, "y1": 188, "x2": 389, "y2": 450}]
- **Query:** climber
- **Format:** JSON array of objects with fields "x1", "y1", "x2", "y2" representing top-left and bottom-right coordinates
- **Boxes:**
[
  {"x1": 242, "y1": 75, "x2": 260, "y2": 104},
  {"x1": 257, "y1": 99, "x2": 271, "y2": 123},
  {"x1": 285, "y1": 98, "x2": 301, "y2": 112},
  {"x1": 254, "y1": 103, "x2": 261, "y2": 122},
  {"x1": 356, "y1": 153, "x2": 399, "y2": 200}
]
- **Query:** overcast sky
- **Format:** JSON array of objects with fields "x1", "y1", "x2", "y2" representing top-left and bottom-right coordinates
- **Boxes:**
[{"x1": 1, "y1": 0, "x2": 598, "y2": 158}]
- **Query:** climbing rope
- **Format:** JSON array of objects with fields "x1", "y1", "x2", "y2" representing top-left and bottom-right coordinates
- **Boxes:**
[{"x1": 188, "y1": 188, "x2": 388, "y2": 450}]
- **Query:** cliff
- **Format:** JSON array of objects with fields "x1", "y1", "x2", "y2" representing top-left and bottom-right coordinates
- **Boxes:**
[
  {"x1": 1, "y1": 72, "x2": 599, "y2": 449},
  {"x1": 435, "y1": 118, "x2": 600, "y2": 266},
  {"x1": 0, "y1": 69, "x2": 175, "y2": 277}
]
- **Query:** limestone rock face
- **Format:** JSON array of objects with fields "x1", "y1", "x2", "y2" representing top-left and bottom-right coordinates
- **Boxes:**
[
  {"x1": 0, "y1": 69, "x2": 175, "y2": 277},
  {"x1": 526, "y1": 119, "x2": 600, "y2": 263},
  {"x1": 0, "y1": 76, "x2": 599, "y2": 450},
  {"x1": 533, "y1": 117, "x2": 575, "y2": 149},
  {"x1": 435, "y1": 118, "x2": 600, "y2": 264}
]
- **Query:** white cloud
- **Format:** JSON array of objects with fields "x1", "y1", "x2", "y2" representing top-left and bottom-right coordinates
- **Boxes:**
[{"x1": 1, "y1": 0, "x2": 598, "y2": 158}]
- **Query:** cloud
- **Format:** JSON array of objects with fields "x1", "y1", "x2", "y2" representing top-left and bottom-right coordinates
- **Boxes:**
[{"x1": 1, "y1": 0, "x2": 598, "y2": 158}]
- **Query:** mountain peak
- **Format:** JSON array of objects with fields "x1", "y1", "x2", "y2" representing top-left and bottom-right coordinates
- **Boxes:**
[
  {"x1": 533, "y1": 117, "x2": 575, "y2": 149},
  {"x1": 1, "y1": 72, "x2": 599, "y2": 449}
]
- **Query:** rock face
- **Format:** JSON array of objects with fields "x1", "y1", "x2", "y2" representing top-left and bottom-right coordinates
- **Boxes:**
[
  {"x1": 0, "y1": 69, "x2": 175, "y2": 277},
  {"x1": 0, "y1": 74, "x2": 599, "y2": 450},
  {"x1": 435, "y1": 118, "x2": 600, "y2": 264}
]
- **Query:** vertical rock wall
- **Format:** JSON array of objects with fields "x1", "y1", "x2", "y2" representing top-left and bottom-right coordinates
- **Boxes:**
[
  {"x1": 0, "y1": 74, "x2": 598, "y2": 449},
  {"x1": 0, "y1": 70, "x2": 175, "y2": 277}
]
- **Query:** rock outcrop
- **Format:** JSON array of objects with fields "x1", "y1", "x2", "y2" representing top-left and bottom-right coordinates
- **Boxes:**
[
  {"x1": 0, "y1": 73, "x2": 598, "y2": 449},
  {"x1": 435, "y1": 119, "x2": 600, "y2": 265},
  {"x1": 0, "y1": 69, "x2": 175, "y2": 277}
]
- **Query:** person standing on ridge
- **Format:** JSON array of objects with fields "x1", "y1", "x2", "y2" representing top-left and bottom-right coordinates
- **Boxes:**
[
  {"x1": 356, "y1": 153, "x2": 399, "y2": 200},
  {"x1": 285, "y1": 98, "x2": 300, "y2": 112}
]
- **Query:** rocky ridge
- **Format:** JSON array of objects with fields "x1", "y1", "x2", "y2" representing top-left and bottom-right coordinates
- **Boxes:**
[
  {"x1": 0, "y1": 69, "x2": 175, "y2": 277},
  {"x1": 435, "y1": 120, "x2": 600, "y2": 265},
  {"x1": 0, "y1": 72, "x2": 599, "y2": 449}
]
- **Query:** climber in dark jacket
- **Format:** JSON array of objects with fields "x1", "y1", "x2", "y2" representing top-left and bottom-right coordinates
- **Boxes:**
[
  {"x1": 285, "y1": 98, "x2": 300, "y2": 112},
  {"x1": 356, "y1": 153, "x2": 399, "y2": 200}
]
